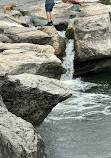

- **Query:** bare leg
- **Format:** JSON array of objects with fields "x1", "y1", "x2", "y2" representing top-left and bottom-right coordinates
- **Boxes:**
[
  {"x1": 49, "y1": 11, "x2": 53, "y2": 22},
  {"x1": 46, "y1": 12, "x2": 51, "y2": 22}
]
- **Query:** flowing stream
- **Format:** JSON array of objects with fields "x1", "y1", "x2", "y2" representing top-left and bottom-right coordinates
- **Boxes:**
[
  {"x1": 37, "y1": 31, "x2": 111, "y2": 158},
  {"x1": 25, "y1": 7, "x2": 111, "y2": 158}
]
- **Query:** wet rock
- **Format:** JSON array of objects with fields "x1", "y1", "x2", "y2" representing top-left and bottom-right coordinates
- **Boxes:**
[
  {"x1": 0, "y1": 105, "x2": 45, "y2": 158},
  {"x1": 1, "y1": 73, "x2": 72, "y2": 126},
  {"x1": 0, "y1": 43, "x2": 65, "y2": 78}
]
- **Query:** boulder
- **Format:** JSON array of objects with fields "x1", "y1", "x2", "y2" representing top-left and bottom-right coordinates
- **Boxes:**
[
  {"x1": 0, "y1": 95, "x2": 6, "y2": 109},
  {"x1": 0, "y1": 106, "x2": 45, "y2": 158},
  {"x1": 0, "y1": 34, "x2": 13, "y2": 43},
  {"x1": 0, "y1": 12, "x2": 28, "y2": 30},
  {"x1": 41, "y1": 26, "x2": 66, "y2": 57},
  {"x1": 0, "y1": 43, "x2": 65, "y2": 78},
  {"x1": 1, "y1": 73, "x2": 72, "y2": 126},
  {"x1": 19, "y1": 2, "x2": 74, "y2": 30},
  {"x1": 67, "y1": 1, "x2": 111, "y2": 75},
  {"x1": 4, "y1": 26, "x2": 51, "y2": 45}
]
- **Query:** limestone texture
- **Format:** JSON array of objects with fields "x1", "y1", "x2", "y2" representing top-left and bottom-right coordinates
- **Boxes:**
[
  {"x1": 0, "y1": 43, "x2": 65, "y2": 78},
  {"x1": 1, "y1": 73, "x2": 71, "y2": 126},
  {"x1": 67, "y1": 0, "x2": 111, "y2": 75},
  {"x1": 0, "y1": 105, "x2": 45, "y2": 158}
]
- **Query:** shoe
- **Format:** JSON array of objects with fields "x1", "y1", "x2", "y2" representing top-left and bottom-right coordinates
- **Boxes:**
[
  {"x1": 50, "y1": 21, "x2": 53, "y2": 25},
  {"x1": 45, "y1": 22, "x2": 53, "y2": 26}
]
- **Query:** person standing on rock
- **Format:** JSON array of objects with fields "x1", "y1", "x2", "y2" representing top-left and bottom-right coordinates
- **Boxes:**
[{"x1": 45, "y1": 0, "x2": 55, "y2": 26}]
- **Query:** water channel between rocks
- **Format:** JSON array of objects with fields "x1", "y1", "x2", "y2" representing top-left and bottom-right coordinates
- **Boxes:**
[
  {"x1": 25, "y1": 5, "x2": 111, "y2": 158},
  {"x1": 36, "y1": 30, "x2": 111, "y2": 158}
]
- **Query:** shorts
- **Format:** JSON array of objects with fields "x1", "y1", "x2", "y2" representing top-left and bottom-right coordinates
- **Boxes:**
[{"x1": 45, "y1": 3, "x2": 55, "y2": 12}]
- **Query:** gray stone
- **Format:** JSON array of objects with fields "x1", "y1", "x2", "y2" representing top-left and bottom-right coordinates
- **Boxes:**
[
  {"x1": 0, "y1": 95, "x2": 6, "y2": 109},
  {"x1": 0, "y1": 12, "x2": 28, "y2": 29},
  {"x1": 0, "y1": 43, "x2": 65, "y2": 78},
  {"x1": 0, "y1": 34, "x2": 13, "y2": 43},
  {"x1": 41, "y1": 26, "x2": 66, "y2": 57},
  {"x1": 19, "y1": 2, "x2": 74, "y2": 30},
  {"x1": 67, "y1": 1, "x2": 111, "y2": 75},
  {"x1": 1, "y1": 73, "x2": 72, "y2": 126},
  {"x1": 0, "y1": 106, "x2": 45, "y2": 158},
  {"x1": 4, "y1": 26, "x2": 51, "y2": 45}
]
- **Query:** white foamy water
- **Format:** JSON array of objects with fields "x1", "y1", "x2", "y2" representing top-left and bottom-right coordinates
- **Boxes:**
[
  {"x1": 43, "y1": 36, "x2": 111, "y2": 122},
  {"x1": 45, "y1": 77, "x2": 111, "y2": 122},
  {"x1": 61, "y1": 39, "x2": 75, "y2": 81}
]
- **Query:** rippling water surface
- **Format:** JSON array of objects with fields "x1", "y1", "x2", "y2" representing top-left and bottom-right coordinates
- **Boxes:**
[{"x1": 37, "y1": 32, "x2": 111, "y2": 158}]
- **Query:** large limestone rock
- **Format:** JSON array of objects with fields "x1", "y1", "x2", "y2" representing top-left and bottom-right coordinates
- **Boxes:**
[
  {"x1": 0, "y1": 43, "x2": 65, "y2": 78},
  {"x1": 0, "y1": 12, "x2": 28, "y2": 29},
  {"x1": 0, "y1": 105, "x2": 45, "y2": 158},
  {"x1": 0, "y1": 95, "x2": 6, "y2": 109},
  {"x1": 41, "y1": 26, "x2": 66, "y2": 57},
  {"x1": 1, "y1": 73, "x2": 71, "y2": 126},
  {"x1": 3, "y1": 26, "x2": 51, "y2": 45},
  {"x1": 20, "y1": 2, "x2": 74, "y2": 30},
  {"x1": 67, "y1": 1, "x2": 111, "y2": 75}
]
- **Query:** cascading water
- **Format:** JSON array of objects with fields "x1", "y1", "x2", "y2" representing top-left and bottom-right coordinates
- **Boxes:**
[
  {"x1": 61, "y1": 39, "x2": 75, "y2": 81},
  {"x1": 37, "y1": 28, "x2": 111, "y2": 158},
  {"x1": 25, "y1": 10, "x2": 111, "y2": 158}
]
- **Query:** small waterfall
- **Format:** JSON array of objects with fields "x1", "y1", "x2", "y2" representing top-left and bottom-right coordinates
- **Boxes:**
[
  {"x1": 57, "y1": 31, "x2": 75, "y2": 81},
  {"x1": 25, "y1": 15, "x2": 75, "y2": 81},
  {"x1": 61, "y1": 39, "x2": 75, "y2": 81}
]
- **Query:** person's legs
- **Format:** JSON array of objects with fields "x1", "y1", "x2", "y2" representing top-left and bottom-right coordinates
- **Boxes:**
[
  {"x1": 45, "y1": 3, "x2": 54, "y2": 26},
  {"x1": 49, "y1": 11, "x2": 53, "y2": 22},
  {"x1": 46, "y1": 11, "x2": 51, "y2": 22}
]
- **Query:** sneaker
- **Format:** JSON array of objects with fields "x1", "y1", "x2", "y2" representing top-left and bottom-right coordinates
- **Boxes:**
[
  {"x1": 50, "y1": 21, "x2": 53, "y2": 25},
  {"x1": 45, "y1": 22, "x2": 53, "y2": 26}
]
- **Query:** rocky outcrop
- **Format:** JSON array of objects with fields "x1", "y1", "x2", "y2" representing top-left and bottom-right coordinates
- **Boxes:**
[
  {"x1": 0, "y1": 12, "x2": 67, "y2": 57},
  {"x1": 3, "y1": 26, "x2": 51, "y2": 45},
  {"x1": 0, "y1": 101, "x2": 45, "y2": 158},
  {"x1": 0, "y1": 2, "x2": 72, "y2": 157},
  {"x1": 19, "y1": 2, "x2": 74, "y2": 30},
  {"x1": 66, "y1": 0, "x2": 111, "y2": 75},
  {"x1": 0, "y1": 95, "x2": 6, "y2": 109},
  {"x1": 0, "y1": 12, "x2": 28, "y2": 29},
  {"x1": 41, "y1": 26, "x2": 66, "y2": 57},
  {"x1": 0, "y1": 43, "x2": 65, "y2": 78},
  {"x1": 1, "y1": 73, "x2": 71, "y2": 126}
]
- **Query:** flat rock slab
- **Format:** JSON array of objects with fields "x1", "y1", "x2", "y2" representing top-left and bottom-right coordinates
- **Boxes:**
[
  {"x1": 0, "y1": 43, "x2": 65, "y2": 78},
  {"x1": 0, "y1": 12, "x2": 27, "y2": 29},
  {"x1": 74, "y1": 3, "x2": 111, "y2": 61},
  {"x1": 20, "y1": 2, "x2": 74, "y2": 29},
  {"x1": 1, "y1": 73, "x2": 71, "y2": 126},
  {"x1": 4, "y1": 26, "x2": 51, "y2": 45},
  {"x1": 79, "y1": 3, "x2": 111, "y2": 17}
]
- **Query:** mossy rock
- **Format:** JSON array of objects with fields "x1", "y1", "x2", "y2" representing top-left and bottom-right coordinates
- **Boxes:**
[
  {"x1": 66, "y1": 28, "x2": 74, "y2": 39},
  {"x1": 57, "y1": 39, "x2": 66, "y2": 60},
  {"x1": 100, "y1": 0, "x2": 110, "y2": 5}
]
